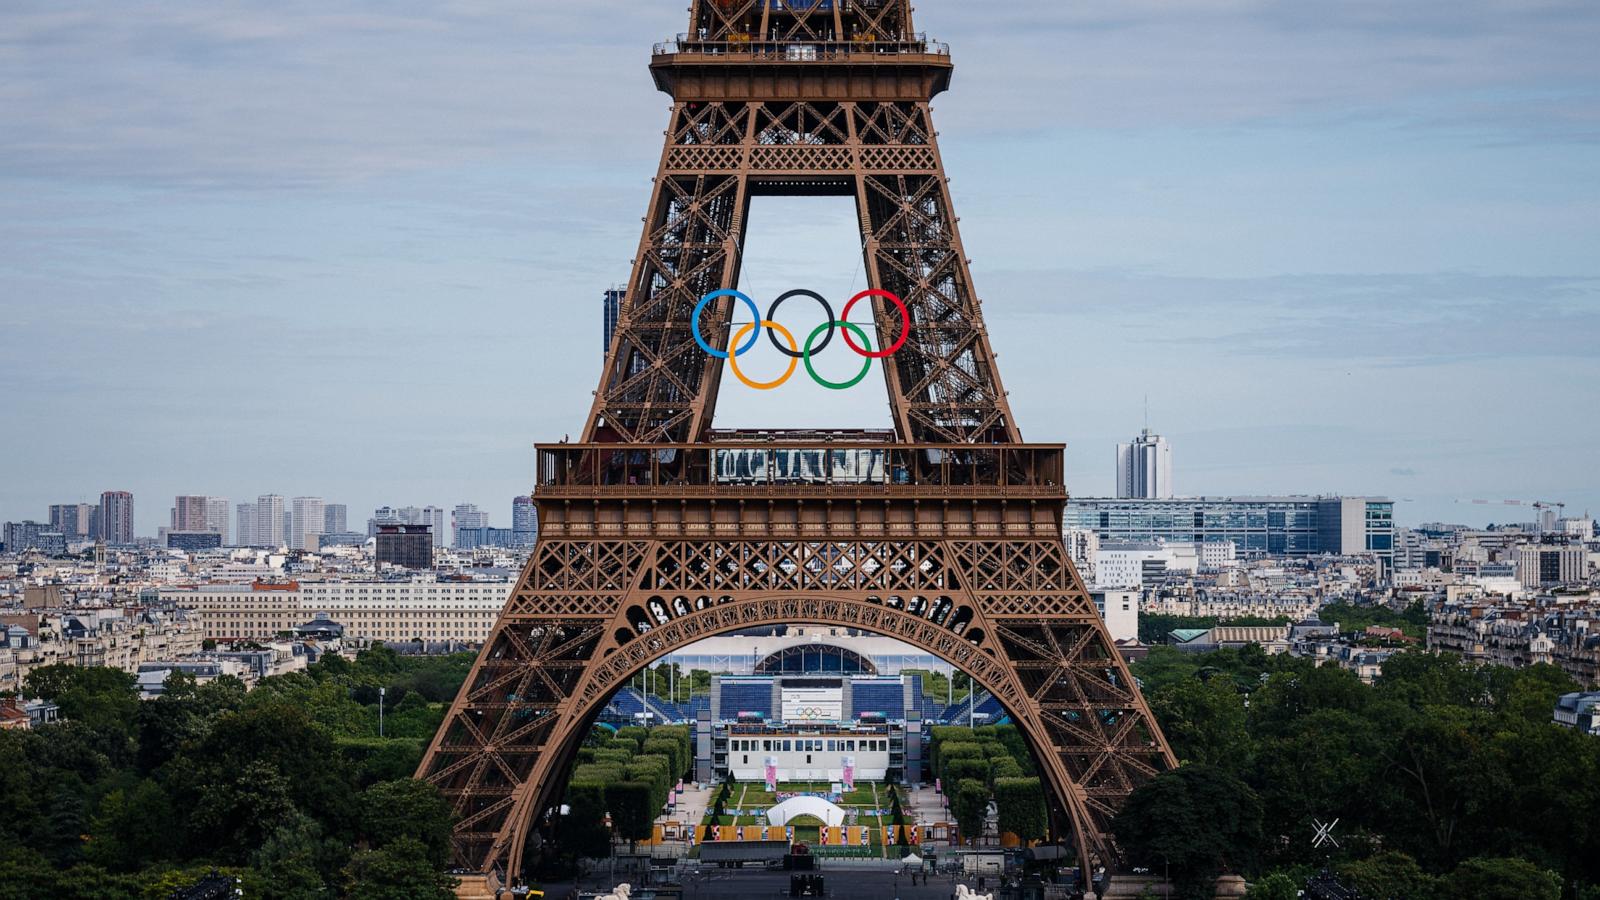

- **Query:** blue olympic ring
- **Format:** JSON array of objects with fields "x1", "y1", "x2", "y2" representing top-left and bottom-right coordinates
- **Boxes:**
[{"x1": 692, "y1": 289, "x2": 763, "y2": 359}]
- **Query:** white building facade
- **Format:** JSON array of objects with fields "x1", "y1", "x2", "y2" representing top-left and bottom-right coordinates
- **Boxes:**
[{"x1": 1115, "y1": 428, "x2": 1173, "y2": 500}]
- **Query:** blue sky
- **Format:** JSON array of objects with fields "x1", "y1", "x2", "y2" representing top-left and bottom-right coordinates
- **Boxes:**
[{"x1": 2, "y1": 0, "x2": 1597, "y2": 534}]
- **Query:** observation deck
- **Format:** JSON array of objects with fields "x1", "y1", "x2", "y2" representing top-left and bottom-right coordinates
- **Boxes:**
[
  {"x1": 535, "y1": 439, "x2": 1066, "y2": 502},
  {"x1": 650, "y1": 34, "x2": 953, "y2": 100}
]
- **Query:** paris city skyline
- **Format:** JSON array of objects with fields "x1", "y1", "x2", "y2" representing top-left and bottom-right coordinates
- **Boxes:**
[{"x1": 4, "y1": 1, "x2": 1596, "y2": 529}]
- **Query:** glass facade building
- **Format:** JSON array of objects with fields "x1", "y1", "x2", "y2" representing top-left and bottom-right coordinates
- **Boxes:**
[{"x1": 1064, "y1": 496, "x2": 1395, "y2": 569}]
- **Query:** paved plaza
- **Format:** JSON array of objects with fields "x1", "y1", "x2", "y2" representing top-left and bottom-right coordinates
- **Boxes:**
[{"x1": 549, "y1": 865, "x2": 1027, "y2": 900}]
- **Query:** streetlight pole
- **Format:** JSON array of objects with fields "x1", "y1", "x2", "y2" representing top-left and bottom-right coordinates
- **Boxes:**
[{"x1": 378, "y1": 686, "x2": 386, "y2": 738}]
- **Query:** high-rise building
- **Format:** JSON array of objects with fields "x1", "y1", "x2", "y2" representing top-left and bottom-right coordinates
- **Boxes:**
[
  {"x1": 173, "y1": 496, "x2": 211, "y2": 532},
  {"x1": 512, "y1": 496, "x2": 538, "y2": 547},
  {"x1": 3, "y1": 521, "x2": 67, "y2": 555},
  {"x1": 99, "y1": 491, "x2": 135, "y2": 544},
  {"x1": 453, "y1": 504, "x2": 489, "y2": 549},
  {"x1": 603, "y1": 287, "x2": 624, "y2": 357},
  {"x1": 423, "y1": 506, "x2": 446, "y2": 547},
  {"x1": 324, "y1": 503, "x2": 348, "y2": 535},
  {"x1": 1115, "y1": 428, "x2": 1172, "y2": 500},
  {"x1": 206, "y1": 497, "x2": 230, "y2": 545},
  {"x1": 237, "y1": 502, "x2": 258, "y2": 547},
  {"x1": 456, "y1": 527, "x2": 517, "y2": 550},
  {"x1": 291, "y1": 497, "x2": 326, "y2": 552},
  {"x1": 167, "y1": 531, "x2": 222, "y2": 552},
  {"x1": 255, "y1": 494, "x2": 286, "y2": 547},
  {"x1": 368, "y1": 506, "x2": 401, "y2": 537},
  {"x1": 48, "y1": 503, "x2": 95, "y2": 540},
  {"x1": 1517, "y1": 544, "x2": 1586, "y2": 588},
  {"x1": 376, "y1": 524, "x2": 434, "y2": 570}
]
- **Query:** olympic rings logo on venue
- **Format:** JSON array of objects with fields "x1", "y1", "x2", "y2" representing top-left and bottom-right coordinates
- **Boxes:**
[{"x1": 691, "y1": 288, "x2": 909, "y2": 391}]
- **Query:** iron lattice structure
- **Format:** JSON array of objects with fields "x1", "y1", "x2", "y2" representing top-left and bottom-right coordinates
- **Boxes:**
[{"x1": 419, "y1": 0, "x2": 1175, "y2": 882}]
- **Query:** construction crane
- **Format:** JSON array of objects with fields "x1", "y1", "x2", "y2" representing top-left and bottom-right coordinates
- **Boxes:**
[{"x1": 1457, "y1": 498, "x2": 1567, "y2": 515}]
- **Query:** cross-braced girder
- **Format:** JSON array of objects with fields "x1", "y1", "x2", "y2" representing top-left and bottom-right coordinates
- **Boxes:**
[
  {"x1": 585, "y1": 97, "x2": 1015, "y2": 445},
  {"x1": 421, "y1": 4, "x2": 1176, "y2": 887},
  {"x1": 420, "y1": 531, "x2": 1173, "y2": 879}
]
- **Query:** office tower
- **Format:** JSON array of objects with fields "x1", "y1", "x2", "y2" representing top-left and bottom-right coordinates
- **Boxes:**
[
  {"x1": 291, "y1": 497, "x2": 326, "y2": 552},
  {"x1": 376, "y1": 523, "x2": 434, "y2": 570},
  {"x1": 324, "y1": 503, "x2": 348, "y2": 535},
  {"x1": 237, "y1": 502, "x2": 258, "y2": 547},
  {"x1": 368, "y1": 506, "x2": 399, "y2": 537},
  {"x1": 167, "y1": 531, "x2": 222, "y2": 552},
  {"x1": 1065, "y1": 496, "x2": 1397, "y2": 571},
  {"x1": 603, "y1": 287, "x2": 624, "y2": 357},
  {"x1": 423, "y1": 506, "x2": 446, "y2": 547},
  {"x1": 255, "y1": 494, "x2": 286, "y2": 547},
  {"x1": 173, "y1": 495, "x2": 210, "y2": 532},
  {"x1": 3, "y1": 522, "x2": 67, "y2": 555},
  {"x1": 452, "y1": 504, "x2": 489, "y2": 549},
  {"x1": 99, "y1": 491, "x2": 135, "y2": 544},
  {"x1": 48, "y1": 503, "x2": 95, "y2": 540},
  {"x1": 512, "y1": 495, "x2": 538, "y2": 547},
  {"x1": 1115, "y1": 428, "x2": 1173, "y2": 500},
  {"x1": 206, "y1": 497, "x2": 230, "y2": 545}
]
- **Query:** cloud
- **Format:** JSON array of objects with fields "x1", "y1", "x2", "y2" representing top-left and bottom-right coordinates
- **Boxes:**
[
  {"x1": 2, "y1": 1, "x2": 1597, "y2": 190},
  {"x1": 934, "y1": 0, "x2": 1600, "y2": 138},
  {"x1": 981, "y1": 268, "x2": 1600, "y2": 364},
  {"x1": 0, "y1": 2, "x2": 682, "y2": 187}
]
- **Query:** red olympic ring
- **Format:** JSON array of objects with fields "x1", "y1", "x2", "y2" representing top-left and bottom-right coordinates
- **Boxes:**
[{"x1": 839, "y1": 290, "x2": 910, "y2": 358}]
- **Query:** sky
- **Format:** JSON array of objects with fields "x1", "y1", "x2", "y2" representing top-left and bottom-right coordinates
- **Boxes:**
[{"x1": 2, "y1": 0, "x2": 1597, "y2": 535}]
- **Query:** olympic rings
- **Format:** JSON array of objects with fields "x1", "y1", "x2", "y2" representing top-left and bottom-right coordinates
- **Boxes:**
[
  {"x1": 728, "y1": 321, "x2": 799, "y2": 391},
  {"x1": 840, "y1": 289, "x2": 909, "y2": 358},
  {"x1": 805, "y1": 321, "x2": 873, "y2": 391},
  {"x1": 690, "y1": 287, "x2": 910, "y2": 389},
  {"x1": 766, "y1": 289, "x2": 834, "y2": 358},
  {"x1": 692, "y1": 289, "x2": 763, "y2": 359}
]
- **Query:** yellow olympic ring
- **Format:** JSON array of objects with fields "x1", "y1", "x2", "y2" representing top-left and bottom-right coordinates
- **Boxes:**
[{"x1": 727, "y1": 320, "x2": 798, "y2": 390}]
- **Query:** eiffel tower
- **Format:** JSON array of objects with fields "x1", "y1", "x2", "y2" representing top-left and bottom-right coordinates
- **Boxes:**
[{"x1": 419, "y1": 0, "x2": 1175, "y2": 885}]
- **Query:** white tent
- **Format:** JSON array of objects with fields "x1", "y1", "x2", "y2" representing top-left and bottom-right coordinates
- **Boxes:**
[{"x1": 765, "y1": 796, "x2": 848, "y2": 827}]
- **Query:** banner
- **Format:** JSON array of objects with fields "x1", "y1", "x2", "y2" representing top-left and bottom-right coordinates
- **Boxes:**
[
  {"x1": 841, "y1": 755, "x2": 855, "y2": 791},
  {"x1": 765, "y1": 755, "x2": 778, "y2": 792}
]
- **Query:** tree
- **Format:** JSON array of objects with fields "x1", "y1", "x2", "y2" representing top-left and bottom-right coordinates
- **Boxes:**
[
  {"x1": 85, "y1": 779, "x2": 175, "y2": 872},
  {"x1": 344, "y1": 837, "x2": 457, "y2": 900},
  {"x1": 1244, "y1": 872, "x2": 1299, "y2": 900},
  {"x1": 1375, "y1": 652, "x2": 1485, "y2": 709},
  {"x1": 993, "y1": 777, "x2": 1047, "y2": 844},
  {"x1": 562, "y1": 781, "x2": 614, "y2": 859},
  {"x1": 608, "y1": 781, "x2": 656, "y2": 852},
  {"x1": 1113, "y1": 765, "x2": 1263, "y2": 900},
  {"x1": 952, "y1": 779, "x2": 988, "y2": 847},
  {"x1": 251, "y1": 814, "x2": 348, "y2": 899},
  {"x1": 358, "y1": 779, "x2": 455, "y2": 866},
  {"x1": 1148, "y1": 675, "x2": 1251, "y2": 774},
  {"x1": 1443, "y1": 856, "x2": 1561, "y2": 900},
  {"x1": 1486, "y1": 663, "x2": 1579, "y2": 725},
  {"x1": 188, "y1": 760, "x2": 300, "y2": 861},
  {"x1": 644, "y1": 737, "x2": 686, "y2": 779},
  {"x1": 1340, "y1": 850, "x2": 1439, "y2": 900},
  {"x1": 944, "y1": 757, "x2": 989, "y2": 786},
  {"x1": 23, "y1": 665, "x2": 138, "y2": 738}
]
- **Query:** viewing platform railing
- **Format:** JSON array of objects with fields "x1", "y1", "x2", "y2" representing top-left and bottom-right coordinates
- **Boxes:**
[
  {"x1": 653, "y1": 34, "x2": 950, "y2": 61},
  {"x1": 534, "y1": 441, "x2": 1065, "y2": 500}
]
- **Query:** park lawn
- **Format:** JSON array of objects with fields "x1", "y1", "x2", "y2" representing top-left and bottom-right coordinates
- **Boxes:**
[
  {"x1": 840, "y1": 786, "x2": 879, "y2": 805},
  {"x1": 699, "y1": 813, "x2": 769, "y2": 826}
]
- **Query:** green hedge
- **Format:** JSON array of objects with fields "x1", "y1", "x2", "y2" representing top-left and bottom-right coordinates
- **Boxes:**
[
  {"x1": 643, "y1": 737, "x2": 685, "y2": 779},
  {"x1": 945, "y1": 757, "x2": 989, "y2": 785},
  {"x1": 994, "y1": 777, "x2": 1047, "y2": 843}
]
